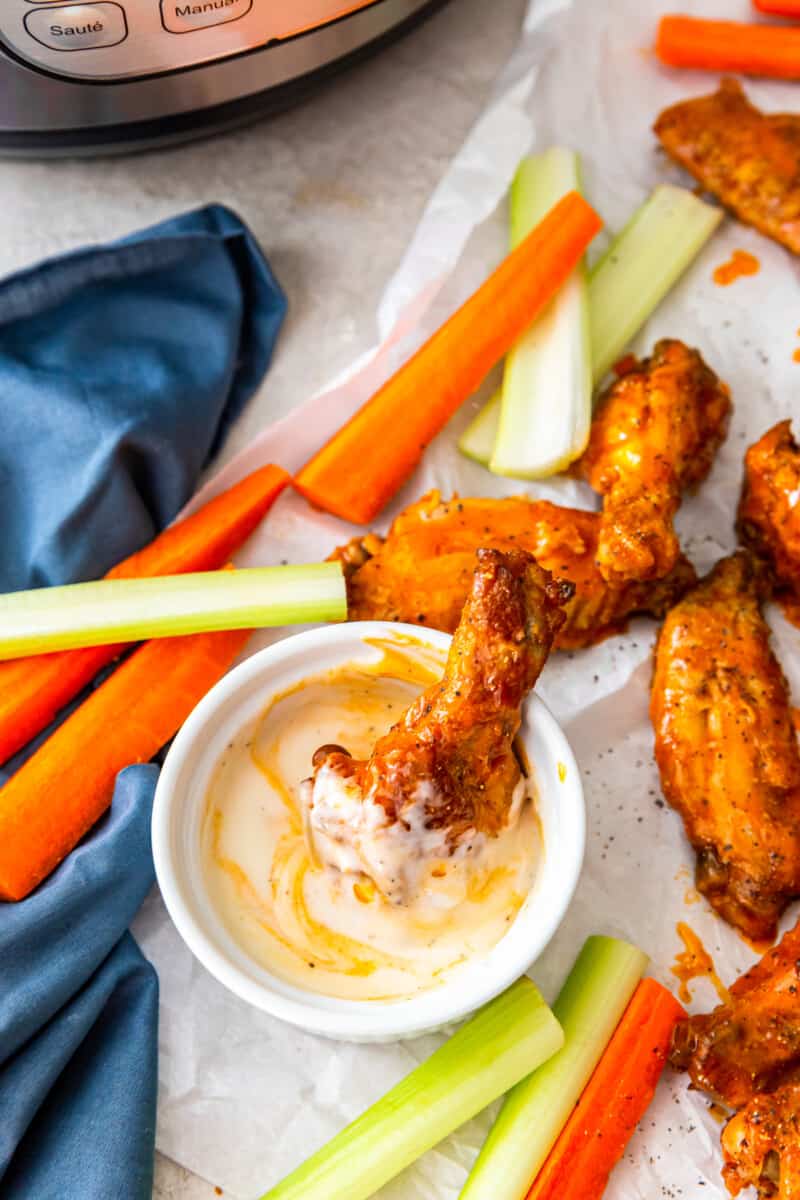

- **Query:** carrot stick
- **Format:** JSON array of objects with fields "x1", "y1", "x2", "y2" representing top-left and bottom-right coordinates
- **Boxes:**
[
  {"x1": 753, "y1": 0, "x2": 800, "y2": 15},
  {"x1": 0, "y1": 625, "x2": 250, "y2": 901},
  {"x1": 656, "y1": 14, "x2": 800, "y2": 78},
  {"x1": 294, "y1": 192, "x2": 602, "y2": 525},
  {"x1": 526, "y1": 978, "x2": 686, "y2": 1200},
  {"x1": 0, "y1": 464, "x2": 288, "y2": 765}
]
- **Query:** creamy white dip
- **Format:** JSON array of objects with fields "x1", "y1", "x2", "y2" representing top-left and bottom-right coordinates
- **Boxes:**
[{"x1": 201, "y1": 638, "x2": 541, "y2": 1002}]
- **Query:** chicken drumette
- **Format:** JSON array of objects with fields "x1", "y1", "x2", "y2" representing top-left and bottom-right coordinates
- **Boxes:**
[
  {"x1": 671, "y1": 922, "x2": 800, "y2": 1198},
  {"x1": 332, "y1": 491, "x2": 696, "y2": 651},
  {"x1": 722, "y1": 1081, "x2": 800, "y2": 1199},
  {"x1": 671, "y1": 921, "x2": 800, "y2": 1107},
  {"x1": 577, "y1": 339, "x2": 730, "y2": 586},
  {"x1": 738, "y1": 420, "x2": 800, "y2": 597},
  {"x1": 651, "y1": 552, "x2": 800, "y2": 942},
  {"x1": 655, "y1": 78, "x2": 800, "y2": 256},
  {"x1": 302, "y1": 548, "x2": 571, "y2": 902}
]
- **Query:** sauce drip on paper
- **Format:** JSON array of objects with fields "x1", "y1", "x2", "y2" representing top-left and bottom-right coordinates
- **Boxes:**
[
  {"x1": 712, "y1": 249, "x2": 760, "y2": 286},
  {"x1": 671, "y1": 921, "x2": 730, "y2": 1005}
]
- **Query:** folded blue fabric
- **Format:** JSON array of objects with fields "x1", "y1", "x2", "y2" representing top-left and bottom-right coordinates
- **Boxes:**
[
  {"x1": 0, "y1": 205, "x2": 287, "y2": 1199},
  {"x1": 0, "y1": 203, "x2": 286, "y2": 592}
]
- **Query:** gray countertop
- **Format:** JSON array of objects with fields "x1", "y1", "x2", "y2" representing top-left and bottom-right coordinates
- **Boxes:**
[{"x1": 0, "y1": 1, "x2": 526, "y2": 1193}]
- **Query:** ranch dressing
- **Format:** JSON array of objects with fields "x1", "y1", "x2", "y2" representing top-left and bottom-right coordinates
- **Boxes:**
[{"x1": 201, "y1": 638, "x2": 541, "y2": 1002}]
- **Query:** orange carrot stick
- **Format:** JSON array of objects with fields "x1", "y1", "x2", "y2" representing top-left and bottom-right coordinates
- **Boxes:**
[
  {"x1": 656, "y1": 14, "x2": 800, "y2": 78},
  {"x1": 754, "y1": 0, "x2": 800, "y2": 15},
  {"x1": 0, "y1": 625, "x2": 250, "y2": 901},
  {"x1": 526, "y1": 978, "x2": 686, "y2": 1200},
  {"x1": 0, "y1": 464, "x2": 288, "y2": 765},
  {"x1": 294, "y1": 192, "x2": 602, "y2": 525}
]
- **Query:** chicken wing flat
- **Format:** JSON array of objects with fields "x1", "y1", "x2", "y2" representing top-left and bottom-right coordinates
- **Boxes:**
[
  {"x1": 670, "y1": 920, "x2": 800, "y2": 1107},
  {"x1": 654, "y1": 78, "x2": 800, "y2": 255},
  {"x1": 302, "y1": 549, "x2": 571, "y2": 901},
  {"x1": 738, "y1": 420, "x2": 800, "y2": 596},
  {"x1": 722, "y1": 1080, "x2": 800, "y2": 1199},
  {"x1": 332, "y1": 490, "x2": 697, "y2": 650},
  {"x1": 651, "y1": 551, "x2": 800, "y2": 942},
  {"x1": 578, "y1": 339, "x2": 730, "y2": 586}
]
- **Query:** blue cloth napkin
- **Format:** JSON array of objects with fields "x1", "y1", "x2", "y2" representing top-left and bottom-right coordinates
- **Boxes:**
[{"x1": 0, "y1": 205, "x2": 287, "y2": 1199}]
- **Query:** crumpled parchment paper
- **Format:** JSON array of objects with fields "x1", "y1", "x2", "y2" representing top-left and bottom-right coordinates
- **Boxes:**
[{"x1": 133, "y1": 0, "x2": 800, "y2": 1195}]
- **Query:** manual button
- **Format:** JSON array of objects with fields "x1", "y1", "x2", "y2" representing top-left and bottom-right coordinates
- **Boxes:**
[
  {"x1": 161, "y1": 0, "x2": 252, "y2": 35},
  {"x1": 24, "y1": 3, "x2": 128, "y2": 50}
]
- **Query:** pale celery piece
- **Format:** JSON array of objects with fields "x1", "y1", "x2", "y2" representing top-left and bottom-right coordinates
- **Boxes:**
[
  {"x1": 490, "y1": 148, "x2": 592, "y2": 480},
  {"x1": 459, "y1": 183, "x2": 723, "y2": 470},
  {"x1": 260, "y1": 978, "x2": 564, "y2": 1200},
  {"x1": 459, "y1": 935, "x2": 648, "y2": 1200},
  {"x1": 0, "y1": 563, "x2": 347, "y2": 658},
  {"x1": 589, "y1": 184, "x2": 723, "y2": 382}
]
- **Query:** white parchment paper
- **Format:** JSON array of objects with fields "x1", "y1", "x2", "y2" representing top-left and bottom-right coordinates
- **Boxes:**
[{"x1": 133, "y1": 1, "x2": 800, "y2": 1195}]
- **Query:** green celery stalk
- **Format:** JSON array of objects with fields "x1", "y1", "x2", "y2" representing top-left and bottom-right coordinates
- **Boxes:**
[
  {"x1": 260, "y1": 978, "x2": 564, "y2": 1200},
  {"x1": 490, "y1": 149, "x2": 592, "y2": 479},
  {"x1": 458, "y1": 183, "x2": 723, "y2": 469},
  {"x1": 588, "y1": 184, "x2": 723, "y2": 382},
  {"x1": 458, "y1": 392, "x2": 502, "y2": 465},
  {"x1": 0, "y1": 564, "x2": 346, "y2": 658},
  {"x1": 459, "y1": 936, "x2": 648, "y2": 1200}
]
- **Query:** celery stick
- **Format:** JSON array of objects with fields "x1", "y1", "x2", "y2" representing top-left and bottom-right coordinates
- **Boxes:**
[
  {"x1": 459, "y1": 936, "x2": 648, "y2": 1200},
  {"x1": 458, "y1": 184, "x2": 722, "y2": 469},
  {"x1": 490, "y1": 149, "x2": 592, "y2": 479},
  {"x1": 589, "y1": 184, "x2": 723, "y2": 382},
  {"x1": 458, "y1": 391, "x2": 502, "y2": 464},
  {"x1": 0, "y1": 564, "x2": 346, "y2": 658},
  {"x1": 260, "y1": 978, "x2": 564, "y2": 1200}
]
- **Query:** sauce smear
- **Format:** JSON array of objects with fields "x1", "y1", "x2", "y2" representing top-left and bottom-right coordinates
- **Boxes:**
[
  {"x1": 712, "y1": 249, "x2": 760, "y2": 287},
  {"x1": 671, "y1": 921, "x2": 730, "y2": 1005}
]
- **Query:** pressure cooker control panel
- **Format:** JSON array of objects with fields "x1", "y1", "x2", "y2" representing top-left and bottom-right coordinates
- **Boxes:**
[{"x1": 0, "y1": 0, "x2": 375, "y2": 80}]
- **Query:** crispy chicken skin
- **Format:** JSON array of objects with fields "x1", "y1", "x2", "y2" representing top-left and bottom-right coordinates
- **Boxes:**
[
  {"x1": 578, "y1": 339, "x2": 731, "y2": 586},
  {"x1": 722, "y1": 1080, "x2": 800, "y2": 1199},
  {"x1": 654, "y1": 78, "x2": 800, "y2": 256},
  {"x1": 303, "y1": 550, "x2": 571, "y2": 899},
  {"x1": 670, "y1": 921, "x2": 800, "y2": 1108},
  {"x1": 738, "y1": 420, "x2": 800, "y2": 596},
  {"x1": 651, "y1": 552, "x2": 800, "y2": 942},
  {"x1": 331, "y1": 491, "x2": 697, "y2": 650}
]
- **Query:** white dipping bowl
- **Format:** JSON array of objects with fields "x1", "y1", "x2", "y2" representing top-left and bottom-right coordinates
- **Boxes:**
[{"x1": 152, "y1": 622, "x2": 585, "y2": 1042}]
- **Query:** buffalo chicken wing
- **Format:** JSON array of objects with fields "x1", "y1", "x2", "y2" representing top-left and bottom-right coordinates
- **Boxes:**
[
  {"x1": 302, "y1": 548, "x2": 570, "y2": 902},
  {"x1": 578, "y1": 339, "x2": 730, "y2": 586},
  {"x1": 333, "y1": 491, "x2": 696, "y2": 650},
  {"x1": 655, "y1": 78, "x2": 800, "y2": 256},
  {"x1": 738, "y1": 420, "x2": 800, "y2": 597},
  {"x1": 651, "y1": 552, "x2": 800, "y2": 942}
]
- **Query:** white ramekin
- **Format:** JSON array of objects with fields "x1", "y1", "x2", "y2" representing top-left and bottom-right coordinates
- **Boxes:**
[{"x1": 152, "y1": 622, "x2": 585, "y2": 1042}]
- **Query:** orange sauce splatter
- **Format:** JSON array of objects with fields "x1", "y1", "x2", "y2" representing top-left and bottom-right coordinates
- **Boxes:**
[
  {"x1": 684, "y1": 886, "x2": 701, "y2": 906},
  {"x1": 793, "y1": 348, "x2": 800, "y2": 364},
  {"x1": 713, "y1": 249, "x2": 760, "y2": 286},
  {"x1": 671, "y1": 921, "x2": 731, "y2": 1005}
]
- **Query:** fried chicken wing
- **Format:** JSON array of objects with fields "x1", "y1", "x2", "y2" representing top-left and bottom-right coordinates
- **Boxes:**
[
  {"x1": 332, "y1": 491, "x2": 697, "y2": 650},
  {"x1": 654, "y1": 78, "x2": 800, "y2": 255},
  {"x1": 722, "y1": 1080, "x2": 800, "y2": 1199},
  {"x1": 302, "y1": 549, "x2": 571, "y2": 902},
  {"x1": 578, "y1": 339, "x2": 731, "y2": 586},
  {"x1": 651, "y1": 552, "x2": 800, "y2": 942},
  {"x1": 738, "y1": 420, "x2": 800, "y2": 596},
  {"x1": 670, "y1": 921, "x2": 800, "y2": 1107}
]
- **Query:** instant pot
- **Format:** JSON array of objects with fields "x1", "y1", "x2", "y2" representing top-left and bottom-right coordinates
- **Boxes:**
[{"x1": 0, "y1": 0, "x2": 449, "y2": 155}]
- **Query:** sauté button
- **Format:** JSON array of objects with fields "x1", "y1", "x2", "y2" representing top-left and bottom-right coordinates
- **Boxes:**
[
  {"x1": 24, "y1": 3, "x2": 128, "y2": 50},
  {"x1": 160, "y1": 0, "x2": 252, "y2": 35}
]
